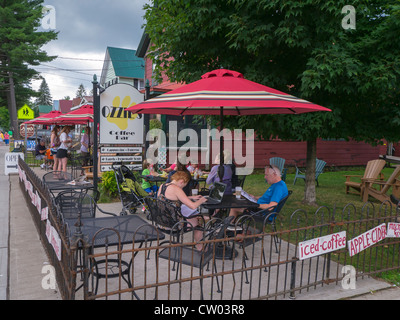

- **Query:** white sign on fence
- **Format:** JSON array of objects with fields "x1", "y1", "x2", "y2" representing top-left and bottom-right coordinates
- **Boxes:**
[
  {"x1": 347, "y1": 223, "x2": 387, "y2": 257},
  {"x1": 387, "y1": 222, "x2": 400, "y2": 238},
  {"x1": 5, "y1": 153, "x2": 24, "y2": 175},
  {"x1": 298, "y1": 231, "x2": 347, "y2": 260}
]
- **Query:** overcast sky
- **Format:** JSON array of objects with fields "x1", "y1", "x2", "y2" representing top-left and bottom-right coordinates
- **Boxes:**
[{"x1": 32, "y1": 0, "x2": 149, "y2": 101}]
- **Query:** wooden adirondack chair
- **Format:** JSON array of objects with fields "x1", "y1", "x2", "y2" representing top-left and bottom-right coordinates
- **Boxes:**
[
  {"x1": 344, "y1": 159, "x2": 386, "y2": 198},
  {"x1": 362, "y1": 165, "x2": 400, "y2": 202},
  {"x1": 269, "y1": 157, "x2": 287, "y2": 181},
  {"x1": 293, "y1": 158, "x2": 327, "y2": 187}
]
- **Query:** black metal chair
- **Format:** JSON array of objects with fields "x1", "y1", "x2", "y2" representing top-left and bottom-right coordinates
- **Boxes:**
[
  {"x1": 69, "y1": 154, "x2": 87, "y2": 179},
  {"x1": 156, "y1": 217, "x2": 232, "y2": 299},
  {"x1": 239, "y1": 190, "x2": 293, "y2": 252},
  {"x1": 230, "y1": 191, "x2": 293, "y2": 283},
  {"x1": 55, "y1": 191, "x2": 115, "y2": 220},
  {"x1": 145, "y1": 196, "x2": 207, "y2": 273}
]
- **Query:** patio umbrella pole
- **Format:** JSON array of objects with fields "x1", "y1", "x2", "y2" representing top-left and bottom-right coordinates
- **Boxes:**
[
  {"x1": 218, "y1": 106, "x2": 225, "y2": 180},
  {"x1": 92, "y1": 75, "x2": 99, "y2": 192}
]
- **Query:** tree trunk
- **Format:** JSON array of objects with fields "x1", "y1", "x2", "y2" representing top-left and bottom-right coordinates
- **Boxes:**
[
  {"x1": 6, "y1": 56, "x2": 19, "y2": 139},
  {"x1": 303, "y1": 139, "x2": 317, "y2": 206}
]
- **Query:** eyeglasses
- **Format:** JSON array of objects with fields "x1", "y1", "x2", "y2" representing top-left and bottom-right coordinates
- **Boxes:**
[{"x1": 267, "y1": 165, "x2": 277, "y2": 175}]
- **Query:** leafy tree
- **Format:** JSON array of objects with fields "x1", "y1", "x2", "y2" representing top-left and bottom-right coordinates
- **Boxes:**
[
  {"x1": 0, "y1": 106, "x2": 10, "y2": 131},
  {"x1": 0, "y1": 0, "x2": 57, "y2": 138},
  {"x1": 76, "y1": 83, "x2": 87, "y2": 99},
  {"x1": 34, "y1": 77, "x2": 53, "y2": 106},
  {"x1": 144, "y1": 0, "x2": 400, "y2": 205}
]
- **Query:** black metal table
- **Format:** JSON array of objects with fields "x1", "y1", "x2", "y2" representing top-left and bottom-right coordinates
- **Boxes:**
[
  {"x1": 139, "y1": 175, "x2": 167, "y2": 187},
  {"x1": 65, "y1": 215, "x2": 164, "y2": 298},
  {"x1": 201, "y1": 195, "x2": 259, "y2": 260},
  {"x1": 65, "y1": 215, "x2": 164, "y2": 248},
  {"x1": 45, "y1": 180, "x2": 94, "y2": 197},
  {"x1": 202, "y1": 194, "x2": 260, "y2": 211}
]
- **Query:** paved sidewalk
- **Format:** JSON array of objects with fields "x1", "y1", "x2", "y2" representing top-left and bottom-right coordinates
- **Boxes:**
[
  {"x1": 0, "y1": 145, "x2": 9, "y2": 300},
  {"x1": 1, "y1": 144, "x2": 398, "y2": 300}
]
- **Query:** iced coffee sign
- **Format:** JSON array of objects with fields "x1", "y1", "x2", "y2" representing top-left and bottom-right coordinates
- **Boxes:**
[
  {"x1": 298, "y1": 231, "x2": 347, "y2": 260},
  {"x1": 99, "y1": 83, "x2": 144, "y2": 144}
]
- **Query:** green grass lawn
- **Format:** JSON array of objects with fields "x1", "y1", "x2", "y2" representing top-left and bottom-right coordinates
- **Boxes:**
[
  {"x1": 243, "y1": 167, "x2": 397, "y2": 216},
  {"x1": 243, "y1": 166, "x2": 400, "y2": 285}
]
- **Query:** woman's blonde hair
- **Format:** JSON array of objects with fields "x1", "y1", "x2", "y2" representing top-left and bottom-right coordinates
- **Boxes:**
[{"x1": 171, "y1": 171, "x2": 191, "y2": 183}]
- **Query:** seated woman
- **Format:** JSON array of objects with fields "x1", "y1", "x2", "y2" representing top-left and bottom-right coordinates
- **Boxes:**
[
  {"x1": 158, "y1": 171, "x2": 208, "y2": 250},
  {"x1": 166, "y1": 159, "x2": 194, "y2": 196},
  {"x1": 206, "y1": 151, "x2": 233, "y2": 195},
  {"x1": 141, "y1": 159, "x2": 158, "y2": 196}
]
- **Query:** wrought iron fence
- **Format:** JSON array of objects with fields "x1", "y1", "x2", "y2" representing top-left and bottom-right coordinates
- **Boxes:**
[
  {"x1": 84, "y1": 201, "x2": 400, "y2": 300},
  {"x1": 18, "y1": 158, "x2": 84, "y2": 300},
  {"x1": 18, "y1": 158, "x2": 400, "y2": 300}
]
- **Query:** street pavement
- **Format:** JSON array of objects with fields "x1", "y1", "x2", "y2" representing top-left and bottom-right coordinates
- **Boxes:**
[{"x1": 0, "y1": 143, "x2": 399, "y2": 300}]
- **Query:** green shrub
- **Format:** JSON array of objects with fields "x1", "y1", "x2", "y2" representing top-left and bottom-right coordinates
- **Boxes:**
[{"x1": 100, "y1": 171, "x2": 118, "y2": 198}]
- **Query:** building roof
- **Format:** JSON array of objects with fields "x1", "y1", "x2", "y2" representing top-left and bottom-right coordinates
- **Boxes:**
[
  {"x1": 136, "y1": 32, "x2": 150, "y2": 58},
  {"x1": 107, "y1": 47, "x2": 144, "y2": 79},
  {"x1": 38, "y1": 105, "x2": 52, "y2": 114},
  {"x1": 59, "y1": 100, "x2": 73, "y2": 114},
  {"x1": 72, "y1": 96, "x2": 93, "y2": 108}
]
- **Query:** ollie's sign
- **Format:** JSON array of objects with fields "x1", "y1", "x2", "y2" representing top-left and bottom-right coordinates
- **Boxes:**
[{"x1": 20, "y1": 124, "x2": 35, "y2": 138}]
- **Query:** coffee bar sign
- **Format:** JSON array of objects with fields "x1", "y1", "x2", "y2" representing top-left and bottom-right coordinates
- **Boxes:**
[{"x1": 99, "y1": 83, "x2": 144, "y2": 145}]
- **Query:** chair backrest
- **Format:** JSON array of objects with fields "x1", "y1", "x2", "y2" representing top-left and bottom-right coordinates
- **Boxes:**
[
  {"x1": 145, "y1": 197, "x2": 183, "y2": 232},
  {"x1": 315, "y1": 159, "x2": 327, "y2": 176},
  {"x1": 55, "y1": 191, "x2": 96, "y2": 219},
  {"x1": 381, "y1": 166, "x2": 400, "y2": 194},
  {"x1": 270, "y1": 157, "x2": 285, "y2": 173},
  {"x1": 363, "y1": 159, "x2": 386, "y2": 179},
  {"x1": 248, "y1": 190, "x2": 293, "y2": 223},
  {"x1": 274, "y1": 190, "x2": 293, "y2": 214}
]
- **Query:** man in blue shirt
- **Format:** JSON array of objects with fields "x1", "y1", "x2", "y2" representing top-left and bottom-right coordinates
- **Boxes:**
[{"x1": 229, "y1": 165, "x2": 289, "y2": 220}]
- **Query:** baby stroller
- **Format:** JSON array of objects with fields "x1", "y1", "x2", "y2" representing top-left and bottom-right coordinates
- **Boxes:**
[{"x1": 112, "y1": 163, "x2": 149, "y2": 215}]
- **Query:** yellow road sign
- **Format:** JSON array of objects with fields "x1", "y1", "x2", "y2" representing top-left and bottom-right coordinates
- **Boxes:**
[{"x1": 17, "y1": 104, "x2": 34, "y2": 120}]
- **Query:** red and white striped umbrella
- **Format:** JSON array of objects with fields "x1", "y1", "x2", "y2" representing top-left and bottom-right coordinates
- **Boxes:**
[
  {"x1": 127, "y1": 69, "x2": 331, "y2": 115},
  {"x1": 24, "y1": 110, "x2": 62, "y2": 125},
  {"x1": 52, "y1": 104, "x2": 93, "y2": 125}
]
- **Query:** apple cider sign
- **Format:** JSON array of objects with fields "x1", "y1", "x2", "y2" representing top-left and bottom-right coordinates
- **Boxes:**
[{"x1": 99, "y1": 83, "x2": 144, "y2": 144}]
